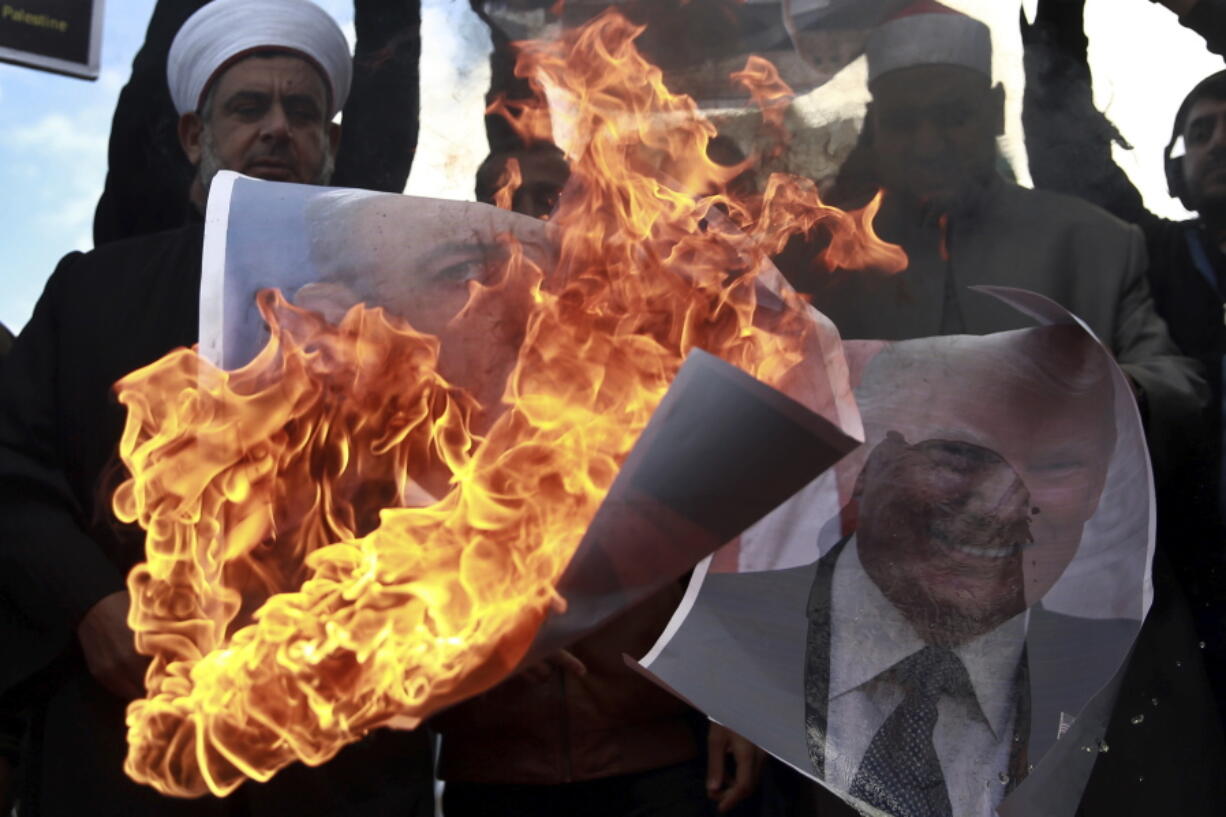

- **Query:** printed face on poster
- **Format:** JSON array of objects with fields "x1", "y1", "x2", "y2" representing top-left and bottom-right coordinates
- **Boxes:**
[
  {"x1": 198, "y1": 168, "x2": 859, "y2": 681},
  {"x1": 635, "y1": 291, "x2": 1154, "y2": 817}
]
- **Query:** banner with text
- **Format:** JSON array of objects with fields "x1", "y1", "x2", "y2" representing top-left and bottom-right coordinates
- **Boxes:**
[{"x1": 0, "y1": 0, "x2": 103, "y2": 79}]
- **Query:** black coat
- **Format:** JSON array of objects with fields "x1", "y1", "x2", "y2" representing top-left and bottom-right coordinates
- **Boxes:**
[
  {"x1": 1021, "y1": 0, "x2": 1226, "y2": 717},
  {"x1": 1022, "y1": 0, "x2": 1225, "y2": 533},
  {"x1": 0, "y1": 226, "x2": 431, "y2": 817}
]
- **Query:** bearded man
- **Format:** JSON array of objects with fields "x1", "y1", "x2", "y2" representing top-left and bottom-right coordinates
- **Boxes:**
[{"x1": 0, "y1": 2, "x2": 433, "y2": 815}]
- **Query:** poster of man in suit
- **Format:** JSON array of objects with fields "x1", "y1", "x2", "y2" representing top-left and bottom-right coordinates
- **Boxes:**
[{"x1": 635, "y1": 300, "x2": 1152, "y2": 817}]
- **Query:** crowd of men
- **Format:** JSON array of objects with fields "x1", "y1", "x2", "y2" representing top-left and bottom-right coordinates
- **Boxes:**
[{"x1": 2, "y1": 0, "x2": 1226, "y2": 815}]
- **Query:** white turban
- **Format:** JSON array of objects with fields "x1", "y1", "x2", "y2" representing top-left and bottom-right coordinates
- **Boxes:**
[
  {"x1": 866, "y1": 0, "x2": 991, "y2": 84},
  {"x1": 167, "y1": 0, "x2": 352, "y2": 116}
]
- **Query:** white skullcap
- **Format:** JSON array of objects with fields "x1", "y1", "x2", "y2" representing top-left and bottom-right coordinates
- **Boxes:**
[
  {"x1": 866, "y1": 0, "x2": 991, "y2": 85},
  {"x1": 167, "y1": 0, "x2": 352, "y2": 116}
]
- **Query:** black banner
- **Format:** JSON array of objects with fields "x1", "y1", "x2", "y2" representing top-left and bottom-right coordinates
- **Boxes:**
[{"x1": 0, "y1": 0, "x2": 102, "y2": 79}]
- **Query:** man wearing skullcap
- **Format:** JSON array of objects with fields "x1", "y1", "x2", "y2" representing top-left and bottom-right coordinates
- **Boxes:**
[
  {"x1": 772, "y1": 2, "x2": 1226, "y2": 816},
  {"x1": 808, "y1": 1, "x2": 1205, "y2": 541},
  {"x1": 816, "y1": 0, "x2": 1226, "y2": 812},
  {"x1": 812, "y1": 0, "x2": 1201, "y2": 437},
  {"x1": 808, "y1": 1, "x2": 1202, "y2": 441},
  {"x1": 0, "y1": 2, "x2": 432, "y2": 815}
]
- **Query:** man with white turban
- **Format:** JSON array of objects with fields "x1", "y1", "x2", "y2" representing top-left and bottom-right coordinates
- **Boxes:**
[
  {"x1": 93, "y1": 0, "x2": 421, "y2": 245},
  {"x1": 0, "y1": 2, "x2": 433, "y2": 816},
  {"x1": 168, "y1": 0, "x2": 351, "y2": 201}
]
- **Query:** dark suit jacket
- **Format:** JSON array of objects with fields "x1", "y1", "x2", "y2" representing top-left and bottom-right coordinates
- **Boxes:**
[
  {"x1": 800, "y1": 541, "x2": 1134, "y2": 802},
  {"x1": 691, "y1": 543, "x2": 1226, "y2": 817},
  {"x1": 0, "y1": 226, "x2": 431, "y2": 817}
]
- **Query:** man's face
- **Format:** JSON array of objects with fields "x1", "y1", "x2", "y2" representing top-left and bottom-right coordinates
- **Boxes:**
[
  {"x1": 868, "y1": 64, "x2": 1003, "y2": 213},
  {"x1": 855, "y1": 368, "x2": 1114, "y2": 645},
  {"x1": 181, "y1": 54, "x2": 340, "y2": 193},
  {"x1": 295, "y1": 197, "x2": 552, "y2": 435},
  {"x1": 1181, "y1": 96, "x2": 1226, "y2": 211}
]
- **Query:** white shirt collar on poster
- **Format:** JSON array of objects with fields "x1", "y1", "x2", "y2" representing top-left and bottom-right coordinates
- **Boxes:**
[{"x1": 824, "y1": 537, "x2": 1027, "y2": 815}]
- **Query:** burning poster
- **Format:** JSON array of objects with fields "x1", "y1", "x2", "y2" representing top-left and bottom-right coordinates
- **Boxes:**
[
  {"x1": 111, "y1": 8, "x2": 911, "y2": 795},
  {"x1": 113, "y1": 171, "x2": 862, "y2": 797},
  {"x1": 634, "y1": 291, "x2": 1153, "y2": 817},
  {"x1": 480, "y1": 0, "x2": 911, "y2": 103},
  {"x1": 478, "y1": 0, "x2": 915, "y2": 191}
]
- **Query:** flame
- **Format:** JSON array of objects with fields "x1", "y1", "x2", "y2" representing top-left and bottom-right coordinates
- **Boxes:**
[
  {"x1": 494, "y1": 156, "x2": 523, "y2": 211},
  {"x1": 117, "y1": 10, "x2": 903, "y2": 798},
  {"x1": 730, "y1": 56, "x2": 793, "y2": 160}
]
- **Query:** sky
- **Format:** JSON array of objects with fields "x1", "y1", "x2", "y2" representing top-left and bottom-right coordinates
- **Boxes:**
[{"x1": 0, "y1": 0, "x2": 1222, "y2": 335}]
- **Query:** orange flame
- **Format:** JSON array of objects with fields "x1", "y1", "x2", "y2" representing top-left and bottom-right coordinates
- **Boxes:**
[
  {"x1": 730, "y1": 55, "x2": 794, "y2": 160},
  {"x1": 493, "y1": 157, "x2": 523, "y2": 211},
  {"x1": 117, "y1": 10, "x2": 903, "y2": 798}
]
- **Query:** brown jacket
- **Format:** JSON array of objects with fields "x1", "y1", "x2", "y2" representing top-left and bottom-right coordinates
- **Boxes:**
[{"x1": 434, "y1": 583, "x2": 701, "y2": 784}]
